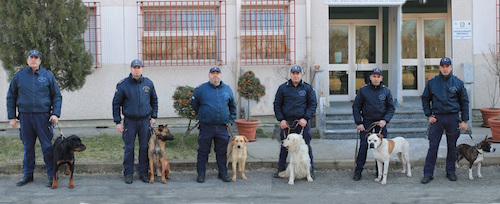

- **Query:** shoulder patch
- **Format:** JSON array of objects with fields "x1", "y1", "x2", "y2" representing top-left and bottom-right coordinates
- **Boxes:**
[
  {"x1": 118, "y1": 79, "x2": 125, "y2": 84},
  {"x1": 428, "y1": 76, "x2": 436, "y2": 80}
]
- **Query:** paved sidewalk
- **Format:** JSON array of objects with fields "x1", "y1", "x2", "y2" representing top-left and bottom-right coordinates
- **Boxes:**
[{"x1": 0, "y1": 125, "x2": 499, "y2": 174}]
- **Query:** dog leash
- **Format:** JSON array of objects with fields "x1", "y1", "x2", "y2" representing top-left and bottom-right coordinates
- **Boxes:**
[
  {"x1": 54, "y1": 122, "x2": 65, "y2": 138},
  {"x1": 226, "y1": 124, "x2": 235, "y2": 138},
  {"x1": 283, "y1": 120, "x2": 303, "y2": 139}
]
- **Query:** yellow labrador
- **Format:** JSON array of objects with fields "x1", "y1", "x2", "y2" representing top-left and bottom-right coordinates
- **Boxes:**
[{"x1": 227, "y1": 135, "x2": 249, "y2": 181}]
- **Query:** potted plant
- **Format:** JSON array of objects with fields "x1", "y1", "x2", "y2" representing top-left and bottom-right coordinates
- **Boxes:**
[
  {"x1": 235, "y1": 70, "x2": 266, "y2": 142},
  {"x1": 481, "y1": 44, "x2": 500, "y2": 141}
]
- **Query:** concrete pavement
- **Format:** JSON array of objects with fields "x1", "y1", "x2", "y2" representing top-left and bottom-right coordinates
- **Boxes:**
[{"x1": 0, "y1": 124, "x2": 499, "y2": 174}]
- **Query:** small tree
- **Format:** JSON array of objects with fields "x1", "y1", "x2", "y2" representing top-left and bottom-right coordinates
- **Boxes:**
[
  {"x1": 482, "y1": 44, "x2": 500, "y2": 109},
  {"x1": 172, "y1": 85, "x2": 199, "y2": 146},
  {"x1": 237, "y1": 71, "x2": 266, "y2": 122},
  {"x1": 0, "y1": 0, "x2": 93, "y2": 91}
]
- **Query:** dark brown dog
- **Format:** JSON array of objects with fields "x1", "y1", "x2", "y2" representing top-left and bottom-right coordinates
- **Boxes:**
[
  {"x1": 148, "y1": 125, "x2": 174, "y2": 184},
  {"x1": 51, "y1": 135, "x2": 86, "y2": 189},
  {"x1": 456, "y1": 136, "x2": 496, "y2": 180}
]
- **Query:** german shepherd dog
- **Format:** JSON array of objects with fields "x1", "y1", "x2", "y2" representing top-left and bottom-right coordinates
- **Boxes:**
[
  {"x1": 148, "y1": 125, "x2": 174, "y2": 184},
  {"x1": 51, "y1": 135, "x2": 86, "y2": 189}
]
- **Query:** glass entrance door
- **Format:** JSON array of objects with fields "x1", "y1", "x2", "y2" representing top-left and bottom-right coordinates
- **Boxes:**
[
  {"x1": 402, "y1": 14, "x2": 449, "y2": 96},
  {"x1": 329, "y1": 20, "x2": 380, "y2": 101}
]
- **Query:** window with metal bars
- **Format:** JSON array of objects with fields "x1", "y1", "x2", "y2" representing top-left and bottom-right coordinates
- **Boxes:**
[
  {"x1": 138, "y1": 1, "x2": 227, "y2": 67},
  {"x1": 241, "y1": 0, "x2": 295, "y2": 65},
  {"x1": 83, "y1": 2, "x2": 101, "y2": 68}
]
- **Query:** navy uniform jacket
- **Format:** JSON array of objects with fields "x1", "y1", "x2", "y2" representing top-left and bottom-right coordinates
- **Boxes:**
[
  {"x1": 190, "y1": 81, "x2": 236, "y2": 125},
  {"x1": 422, "y1": 72, "x2": 469, "y2": 121},
  {"x1": 7, "y1": 66, "x2": 62, "y2": 119},
  {"x1": 112, "y1": 73, "x2": 158, "y2": 124},
  {"x1": 274, "y1": 79, "x2": 317, "y2": 121},
  {"x1": 352, "y1": 82, "x2": 395, "y2": 125}
]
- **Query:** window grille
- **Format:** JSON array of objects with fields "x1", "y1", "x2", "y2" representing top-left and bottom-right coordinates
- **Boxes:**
[
  {"x1": 83, "y1": 2, "x2": 101, "y2": 68},
  {"x1": 138, "y1": 1, "x2": 227, "y2": 66},
  {"x1": 241, "y1": 0, "x2": 295, "y2": 65}
]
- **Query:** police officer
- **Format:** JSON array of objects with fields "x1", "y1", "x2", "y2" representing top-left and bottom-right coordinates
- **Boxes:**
[
  {"x1": 112, "y1": 59, "x2": 158, "y2": 184},
  {"x1": 7, "y1": 50, "x2": 62, "y2": 187},
  {"x1": 421, "y1": 57, "x2": 469, "y2": 184},
  {"x1": 273, "y1": 65, "x2": 318, "y2": 179},
  {"x1": 352, "y1": 68, "x2": 395, "y2": 181},
  {"x1": 190, "y1": 67, "x2": 236, "y2": 183}
]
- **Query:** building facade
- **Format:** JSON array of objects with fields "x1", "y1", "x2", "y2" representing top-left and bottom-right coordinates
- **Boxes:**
[{"x1": 1, "y1": 0, "x2": 498, "y2": 128}]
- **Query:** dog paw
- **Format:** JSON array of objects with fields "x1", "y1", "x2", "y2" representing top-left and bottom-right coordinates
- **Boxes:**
[
  {"x1": 478, "y1": 174, "x2": 483, "y2": 178},
  {"x1": 232, "y1": 177, "x2": 237, "y2": 182},
  {"x1": 381, "y1": 180, "x2": 387, "y2": 185},
  {"x1": 407, "y1": 172, "x2": 412, "y2": 177},
  {"x1": 242, "y1": 175, "x2": 247, "y2": 180},
  {"x1": 161, "y1": 179, "x2": 166, "y2": 184},
  {"x1": 288, "y1": 181, "x2": 294, "y2": 185},
  {"x1": 51, "y1": 186, "x2": 57, "y2": 189},
  {"x1": 69, "y1": 184, "x2": 75, "y2": 189},
  {"x1": 375, "y1": 178, "x2": 381, "y2": 182},
  {"x1": 307, "y1": 176, "x2": 313, "y2": 182},
  {"x1": 469, "y1": 176, "x2": 474, "y2": 180}
]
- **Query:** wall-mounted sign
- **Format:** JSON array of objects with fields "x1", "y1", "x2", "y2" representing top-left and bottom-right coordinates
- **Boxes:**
[
  {"x1": 324, "y1": 0, "x2": 406, "y2": 6},
  {"x1": 453, "y1": 21, "x2": 472, "y2": 40}
]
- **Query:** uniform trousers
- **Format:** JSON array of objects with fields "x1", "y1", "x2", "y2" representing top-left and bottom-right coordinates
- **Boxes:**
[{"x1": 19, "y1": 113, "x2": 54, "y2": 178}]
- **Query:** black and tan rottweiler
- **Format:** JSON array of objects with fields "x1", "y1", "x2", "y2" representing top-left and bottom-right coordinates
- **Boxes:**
[
  {"x1": 148, "y1": 124, "x2": 174, "y2": 184},
  {"x1": 51, "y1": 135, "x2": 86, "y2": 189}
]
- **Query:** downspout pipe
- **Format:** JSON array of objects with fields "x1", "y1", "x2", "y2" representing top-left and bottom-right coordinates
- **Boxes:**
[{"x1": 236, "y1": 0, "x2": 242, "y2": 118}]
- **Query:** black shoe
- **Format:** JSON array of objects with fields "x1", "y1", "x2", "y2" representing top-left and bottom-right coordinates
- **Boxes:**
[
  {"x1": 46, "y1": 177, "x2": 53, "y2": 187},
  {"x1": 273, "y1": 171, "x2": 280, "y2": 178},
  {"x1": 421, "y1": 175, "x2": 434, "y2": 184},
  {"x1": 310, "y1": 170, "x2": 315, "y2": 180},
  {"x1": 353, "y1": 173, "x2": 361, "y2": 181},
  {"x1": 196, "y1": 174, "x2": 205, "y2": 183},
  {"x1": 218, "y1": 174, "x2": 232, "y2": 182},
  {"x1": 124, "y1": 176, "x2": 133, "y2": 184},
  {"x1": 140, "y1": 175, "x2": 149, "y2": 183},
  {"x1": 446, "y1": 173, "x2": 457, "y2": 181},
  {"x1": 16, "y1": 176, "x2": 33, "y2": 186}
]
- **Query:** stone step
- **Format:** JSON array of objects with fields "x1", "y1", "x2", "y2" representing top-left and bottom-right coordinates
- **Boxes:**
[
  {"x1": 324, "y1": 127, "x2": 428, "y2": 140},
  {"x1": 325, "y1": 110, "x2": 425, "y2": 121},
  {"x1": 325, "y1": 118, "x2": 429, "y2": 130}
]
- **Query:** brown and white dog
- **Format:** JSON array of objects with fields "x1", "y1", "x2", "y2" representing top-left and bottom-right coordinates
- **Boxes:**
[
  {"x1": 367, "y1": 133, "x2": 412, "y2": 185},
  {"x1": 278, "y1": 133, "x2": 313, "y2": 185},
  {"x1": 227, "y1": 135, "x2": 249, "y2": 181},
  {"x1": 456, "y1": 136, "x2": 496, "y2": 180},
  {"x1": 148, "y1": 125, "x2": 173, "y2": 184}
]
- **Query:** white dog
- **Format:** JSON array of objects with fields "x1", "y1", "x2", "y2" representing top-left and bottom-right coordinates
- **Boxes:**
[
  {"x1": 367, "y1": 133, "x2": 412, "y2": 185},
  {"x1": 278, "y1": 133, "x2": 313, "y2": 185}
]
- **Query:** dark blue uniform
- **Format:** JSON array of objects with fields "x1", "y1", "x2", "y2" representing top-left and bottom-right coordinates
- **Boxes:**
[
  {"x1": 112, "y1": 73, "x2": 158, "y2": 178},
  {"x1": 352, "y1": 82, "x2": 395, "y2": 175},
  {"x1": 273, "y1": 79, "x2": 317, "y2": 172},
  {"x1": 7, "y1": 65, "x2": 62, "y2": 179},
  {"x1": 190, "y1": 81, "x2": 236, "y2": 177},
  {"x1": 422, "y1": 72, "x2": 469, "y2": 177}
]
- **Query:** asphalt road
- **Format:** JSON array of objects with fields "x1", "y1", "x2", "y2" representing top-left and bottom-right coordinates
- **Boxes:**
[{"x1": 2, "y1": 165, "x2": 500, "y2": 204}]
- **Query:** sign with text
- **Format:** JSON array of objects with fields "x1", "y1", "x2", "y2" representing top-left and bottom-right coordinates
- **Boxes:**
[
  {"x1": 453, "y1": 21, "x2": 472, "y2": 39},
  {"x1": 324, "y1": 0, "x2": 406, "y2": 6}
]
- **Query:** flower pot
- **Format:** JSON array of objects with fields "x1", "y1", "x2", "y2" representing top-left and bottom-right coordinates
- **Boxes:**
[
  {"x1": 480, "y1": 108, "x2": 500, "y2": 128},
  {"x1": 488, "y1": 117, "x2": 500, "y2": 142},
  {"x1": 235, "y1": 119, "x2": 259, "y2": 142}
]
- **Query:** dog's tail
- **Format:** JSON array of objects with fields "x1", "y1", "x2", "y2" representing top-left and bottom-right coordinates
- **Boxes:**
[{"x1": 227, "y1": 141, "x2": 234, "y2": 167}]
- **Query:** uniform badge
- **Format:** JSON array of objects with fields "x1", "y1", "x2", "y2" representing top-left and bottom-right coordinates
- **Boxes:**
[
  {"x1": 143, "y1": 86, "x2": 150, "y2": 93},
  {"x1": 299, "y1": 90, "x2": 306, "y2": 96},
  {"x1": 38, "y1": 76, "x2": 46, "y2": 82},
  {"x1": 449, "y1": 87, "x2": 457, "y2": 93},
  {"x1": 191, "y1": 96, "x2": 195, "y2": 100},
  {"x1": 378, "y1": 94, "x2": 386, "y2": 101}
]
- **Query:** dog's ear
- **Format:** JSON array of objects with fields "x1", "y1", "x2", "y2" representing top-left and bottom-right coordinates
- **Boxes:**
[
  {"x1": 485, "y1": 135, "x2": 489, "y2": 141},
  {"x1": 243, "y1": 136, "x2": 249, "y2": 143},
  {"x1": 231, "y1": 136, "x2": 237, "y2": 141},
  {"x1": 377, "y1": 134, "x2": 384, "y2": 140}
]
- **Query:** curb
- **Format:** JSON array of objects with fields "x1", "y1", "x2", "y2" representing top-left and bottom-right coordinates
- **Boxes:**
[{"x1": 2, "y1": 157, "x2": 500, "y2": 174}]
